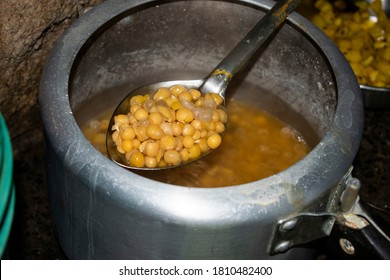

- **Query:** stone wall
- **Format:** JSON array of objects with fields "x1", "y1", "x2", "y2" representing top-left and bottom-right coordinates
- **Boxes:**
[{"x1": 0, "y1": 0, "x2": 104, "y2": 155}]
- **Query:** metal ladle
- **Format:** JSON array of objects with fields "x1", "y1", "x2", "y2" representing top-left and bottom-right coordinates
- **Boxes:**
[{"x1": 107, "y1": 0, "x2": 300, "y2": 170}]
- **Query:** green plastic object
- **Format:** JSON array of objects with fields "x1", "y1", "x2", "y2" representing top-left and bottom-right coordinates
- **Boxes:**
[{"x1": 0, "y1": 113, "x2": 15, "y2": 258}]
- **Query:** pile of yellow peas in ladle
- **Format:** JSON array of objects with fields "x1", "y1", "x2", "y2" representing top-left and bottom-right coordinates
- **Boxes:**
[
  {"x1": 311, "y1": 0, "x2": 390, "y2": 88},
  {"x1": 111, "y1": 85, "x2": 227, "y2": 168}
]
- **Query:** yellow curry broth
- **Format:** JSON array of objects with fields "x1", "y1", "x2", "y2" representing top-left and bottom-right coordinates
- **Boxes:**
[{"x1": 82, "y1": 99, "x2": 310, "y2": 188}]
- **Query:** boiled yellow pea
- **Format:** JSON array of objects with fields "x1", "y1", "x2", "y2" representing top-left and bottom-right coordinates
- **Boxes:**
[
  {"x1": 130, "y1": 151, "x2": 145, "y2": 168},
  {"x1": 207, "y1": 134, "x2": 222, "y2": 149}
]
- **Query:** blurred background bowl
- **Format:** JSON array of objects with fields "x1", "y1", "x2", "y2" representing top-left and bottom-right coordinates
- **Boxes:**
[
  {"x1": 361, "y1": 84, "x2": 390, "y2": 110},
  {"x1": 300, "y1": 0, "x2": 390, "y2": 110},
  {"x1": 360, "y1": 0, "x2": 390, "y2": 109}
]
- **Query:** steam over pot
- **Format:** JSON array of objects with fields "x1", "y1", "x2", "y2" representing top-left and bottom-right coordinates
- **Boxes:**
[{"x1": 40, "y1": 0, "x2": 364, "y2": 259}]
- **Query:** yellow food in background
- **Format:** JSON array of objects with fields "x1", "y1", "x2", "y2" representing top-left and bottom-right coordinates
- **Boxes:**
[{"x1": 311, "y1": 0, "x2": 390, "y2": 88}]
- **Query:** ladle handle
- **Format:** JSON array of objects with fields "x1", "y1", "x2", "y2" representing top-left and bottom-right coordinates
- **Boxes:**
[{"x1": 199, "y1": 0, "x2": 300, "y2": 97}]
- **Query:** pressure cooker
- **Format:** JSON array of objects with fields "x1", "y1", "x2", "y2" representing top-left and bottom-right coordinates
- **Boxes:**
[{"x1": 39, "y1": 0, "x2": 389, "y2": 259}]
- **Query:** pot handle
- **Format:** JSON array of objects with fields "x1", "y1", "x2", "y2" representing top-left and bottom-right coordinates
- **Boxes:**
[
  {"x1": 268, "y1": 177, "x2": 390, "y2": 258},
  {"x1": 328, "y1": 178, "x2": 390, "y2": 259}
]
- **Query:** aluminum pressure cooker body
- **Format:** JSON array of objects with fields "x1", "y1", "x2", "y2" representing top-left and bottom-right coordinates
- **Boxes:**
[{"x1": 39, "y1": 0, "x2": 363, "y2": 259}]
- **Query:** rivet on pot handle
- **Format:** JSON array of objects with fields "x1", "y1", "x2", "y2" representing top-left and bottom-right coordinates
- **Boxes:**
[{"x1": 269, "y1": 213, "x2": 337, "y2": 255}]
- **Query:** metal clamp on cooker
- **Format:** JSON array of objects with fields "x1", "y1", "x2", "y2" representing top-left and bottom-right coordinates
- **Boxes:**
[{"x1": 269, "y1": 173, "x2": 390, "y2": 259}]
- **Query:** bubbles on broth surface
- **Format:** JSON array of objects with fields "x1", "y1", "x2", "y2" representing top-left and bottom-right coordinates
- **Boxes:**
[{"x1": 81, "y1": 99, "x2": 311, "y2": 188}]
